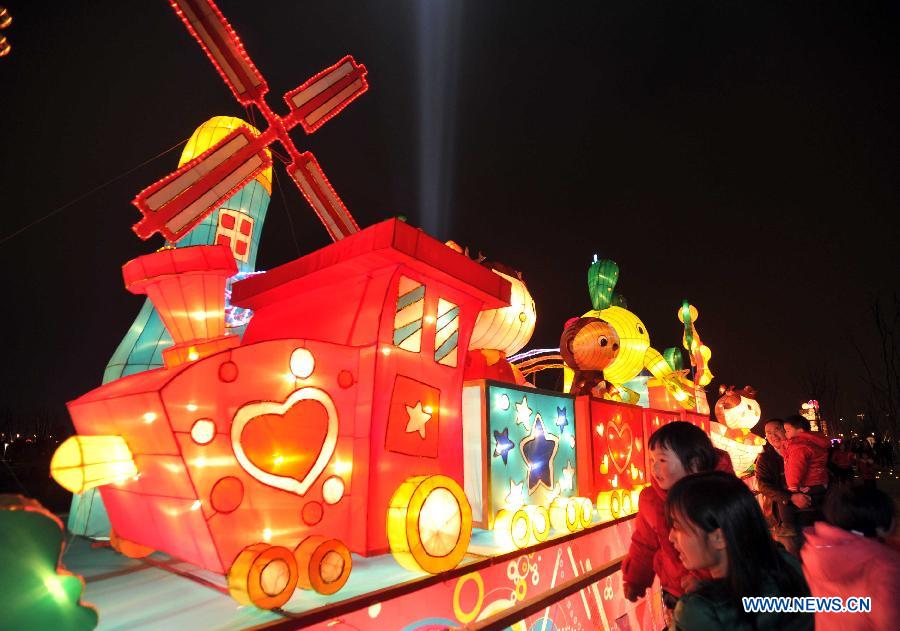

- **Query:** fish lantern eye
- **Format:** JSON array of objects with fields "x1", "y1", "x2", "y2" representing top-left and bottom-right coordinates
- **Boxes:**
[
  {"x1": 637, "y1": 325, "x2": 645, "y2": 335},
  {"x1": 519, "y1": 312, "x2": 527, "y2": 322},
  {"x1": 599, "y1": 336, "x2": 608, "y2": 347}
]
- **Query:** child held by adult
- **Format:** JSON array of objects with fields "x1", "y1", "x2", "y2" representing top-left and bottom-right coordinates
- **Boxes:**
[
  {"x1": 622, "y1": 422, "x2": 734, "y2": 624},
  {"x1": 781, "y1": 415, "x2": 830, "y2": 539},
  {"x1": 667, "y1": 471, "x2": 813, "y2": 630},
  {"x1": 801, "y1": 485, "x2": 900, "y2": 631}
]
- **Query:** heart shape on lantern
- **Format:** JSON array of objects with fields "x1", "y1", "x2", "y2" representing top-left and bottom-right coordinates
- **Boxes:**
[
  {"x1": 606, "y1": 419, "x2": 633, "y2": 474},
  {"x1": 231, "y1": 387, "x2": 338, "y2": 496}
]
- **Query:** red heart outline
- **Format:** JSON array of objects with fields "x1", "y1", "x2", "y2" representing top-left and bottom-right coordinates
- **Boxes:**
[
  {"x1": 231, "y1": 387, "x2": 338, "y2": 496},
  {"x1": 606, "y1": 419, "x2": 633, "y2": 474}
]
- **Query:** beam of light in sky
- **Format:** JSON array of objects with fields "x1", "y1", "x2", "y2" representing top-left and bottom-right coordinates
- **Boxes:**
[{"x1": 416, "y1": 0, "x2": 462, "y2": 239}]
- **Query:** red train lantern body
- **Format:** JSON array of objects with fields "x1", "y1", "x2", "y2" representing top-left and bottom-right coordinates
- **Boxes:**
[{"x1": 63, "y1": 219, "x2": 510, "y2": 606}]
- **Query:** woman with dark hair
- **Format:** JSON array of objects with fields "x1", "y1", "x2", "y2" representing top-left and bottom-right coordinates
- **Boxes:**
[
  {"x1": 801, "y1": 485, "x2": 900, "y2": 630},
  {"x1": 666, "y1": 471, "x2": 812, "y2": 630}
]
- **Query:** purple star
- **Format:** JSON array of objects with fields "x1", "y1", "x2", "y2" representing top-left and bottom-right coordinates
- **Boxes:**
[
  {"x1": 520, "y1": 418, "x2": 559, "y2": 493},
  {"x1": 493, "y1": 427, "x2": 515, "y2": 465},
  {"x1": 555, "y1": 406, "x2": 569, "y2": 431}
]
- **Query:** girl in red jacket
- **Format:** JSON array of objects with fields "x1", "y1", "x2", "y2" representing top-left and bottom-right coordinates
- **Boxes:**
[
  {"x1": 801, "y1": 485, "x2": 899, "y2": 631},
  {"x1": 622, "y1": 421, "x2": 734, "y2": 623}
]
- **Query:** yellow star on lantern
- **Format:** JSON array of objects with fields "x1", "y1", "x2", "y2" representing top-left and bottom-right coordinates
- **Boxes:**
[
  {"x1": 405, "y1": 401, "x2": 432, "y2": 438},
  {"x1": 515, "y1": 396, "x2": 532, "y2": 427}
]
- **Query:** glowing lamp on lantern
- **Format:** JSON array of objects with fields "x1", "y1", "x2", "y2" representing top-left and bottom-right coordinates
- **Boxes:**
[
  {"x1": 469, "y1": 270, "x2": 536, "y2": 356},
  {"x1": 714, "y1": 385, "x2": 761, "y2": 430},
  {"x1": 50, "y1": 436, "x2": 137, "y2": 493},
  {"x1": 122, "y1": 244, "x2": 239, "y2": 368}
]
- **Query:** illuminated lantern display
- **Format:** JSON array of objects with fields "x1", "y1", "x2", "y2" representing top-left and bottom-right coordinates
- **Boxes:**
[
  {"x1": 564, "y1": 258, "x2": 696, "y2": 409},
  {"x1": 466, "y1": 266, "x2": 536, "y2": 383},
  {"x1": 0, "y1": 496, "x2": 97, "y2": 630},
  {"x1": 559, "y1": 316, "x2": 620, "y2": 396},
  {"x1": 461, "y1": 383, "x2": 582, "y2": 545},
  {"x1": 573, "y1": 398, "x2": 647, "y2": 522},
  {"x1": 105, "y1": 116, "x2": 272, "y2": 383},
  {"x1": 711, "y1": 385, "x2": 766, "y2": 473},
  {"x1": 50, "y1": 436, "x2": 137, "y2": 494},
  {"x1": 54, "y1": 220, "x2": 511, "y2": 607},
  {"x1": 132, "y1": 0, "x2": 368, "y2": 244},
  {"x1": 587, "y1": 255, "x2": 619, "y2": 311},
  {"x1": 678, "y1": 301, "x2": 714, "y2": 413},
  {"x1": 67, "y1": 115, "x2": 273, "y2": 539}
]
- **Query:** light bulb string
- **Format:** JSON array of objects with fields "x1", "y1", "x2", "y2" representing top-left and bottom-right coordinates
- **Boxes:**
[{"x1": 0, "y1": 137, "x2": 189, "y2": 247}]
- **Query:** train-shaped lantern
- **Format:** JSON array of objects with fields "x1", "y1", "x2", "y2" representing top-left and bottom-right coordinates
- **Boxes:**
[
  {"x1": 50, "y1": 220, "x2": 727, "y2": 610},
  {"x1": 51, "y1": 219, "x2": 521, "y2": 607}
]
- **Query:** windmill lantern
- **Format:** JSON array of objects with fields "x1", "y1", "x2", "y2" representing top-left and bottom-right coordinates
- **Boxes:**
[{"x1": 133, "y1": 0, "x2": 369, "y2": 245}]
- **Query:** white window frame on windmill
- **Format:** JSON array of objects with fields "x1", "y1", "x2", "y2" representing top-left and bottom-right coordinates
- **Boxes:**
[{"x1": 215, "y1": 209, "x2": 254, "y2": 263}]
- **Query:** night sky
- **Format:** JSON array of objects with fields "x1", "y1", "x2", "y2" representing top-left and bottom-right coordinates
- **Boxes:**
[{"x1": 1, "y1": 1, "x2": 898, "y2": 430}]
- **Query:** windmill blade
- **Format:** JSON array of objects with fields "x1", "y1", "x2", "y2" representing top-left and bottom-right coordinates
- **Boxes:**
[
  {"x1": 169, "y1": 0, "x2": 268, "y2": 105},
  {"x1": 284, "y1": 56, "x2": 369, "y2": 134},
  {"x1": 133, "y1": 126, "x2": 272, "y2": 242},
  {"x1": 288, "y1": 152, "x2": 360, "y2": 241}
]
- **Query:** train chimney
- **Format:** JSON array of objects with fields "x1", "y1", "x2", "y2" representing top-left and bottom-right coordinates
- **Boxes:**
[{"x1": 122, "y1": 244, "x2": 239, "y2": 368}]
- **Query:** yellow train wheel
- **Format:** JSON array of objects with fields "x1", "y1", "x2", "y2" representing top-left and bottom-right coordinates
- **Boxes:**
[
  {"x1": 609, "y1": 490, "x2": 622, "y2": 519},
  {"x1": 227, "y1": 543, "x2": 298, "y2": 609},
  {"x1": 494, "y1": 508, "x2": 531, "y2": 549},
  {"x1": 576, "y1": 497, "x2": 594, "y2": 529},
  {"x1": 525, "y1": 505, "x2": 551, "y2": 542},
  {"x1": 109, "y1": 528, "x2": 154, "y2": 559},
  {"x1": 622, "y1": 489, "x2": 634, "y2": 515},
  {"x1": 549, "y1": 498, "x2": 580, "y2": 532},
  {"x1": 295, "y1": 536, "x2": 352, "y2": 595},
  {"x1": 388, "y1": 475, "x2": 472, "y2": 573}
]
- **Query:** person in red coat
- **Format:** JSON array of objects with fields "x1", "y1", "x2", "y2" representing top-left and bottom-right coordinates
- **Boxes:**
[
  {"x1": 857, "y1": 450, "x2": 877, "y2": 489},
  {"x1": 782, "y1": 415, "x2": 831, "y2": 492},
  {"x1": 782, "y1": 415, "x2": 831, "y2": 544},
  {"x1": 801, "y1": 485, "x2": 900, "y2": 631},
  {"x1": 622, "y1": 421, "x2": 734, "y2": 624},
  {"x1": 830, "y1": 442, "x2": 854, "y2": 485}
]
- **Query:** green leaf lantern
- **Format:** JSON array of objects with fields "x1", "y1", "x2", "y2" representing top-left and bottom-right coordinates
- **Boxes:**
[
  {"x1": 0, "y1": 495, "x2": 98, "y2": 630},
  {"x1": 662, "y1": 347, "x2": 684, "y2": 372},
  {"x1": 588, "y1": 256, "x2": 619, "y2": 310}
]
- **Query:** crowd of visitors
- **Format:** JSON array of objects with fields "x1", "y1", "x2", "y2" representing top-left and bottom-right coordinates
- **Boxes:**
[{"x1": 622, "y1": 419, "x2": 899, "y2": 630}]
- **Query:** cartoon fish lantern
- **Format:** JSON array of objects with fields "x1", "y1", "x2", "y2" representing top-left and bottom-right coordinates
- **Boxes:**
[
  {"x1": 559, "y1": 316, "x2": 620, "y2": 396},
  {"x1": 465, "y1": 259, "x2": 536, "y2": 384},
  {"x1": 564, "y1": 256, "x2": 696, "y2": 408},
  {"x1": 710, "y1": 385, "x2": 766, "y2": 474}
]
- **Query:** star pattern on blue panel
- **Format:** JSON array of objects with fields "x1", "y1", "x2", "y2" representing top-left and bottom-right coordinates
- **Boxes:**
[
  {"x1": 493, "y1": 427, "x2": 515, "y2": 465},
  {"x1": 520, "y1": 416, "x2": 559, "y2": 494},
  {"x1": 555, "y1": 406, "x2": 569, "y2": 431}
]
